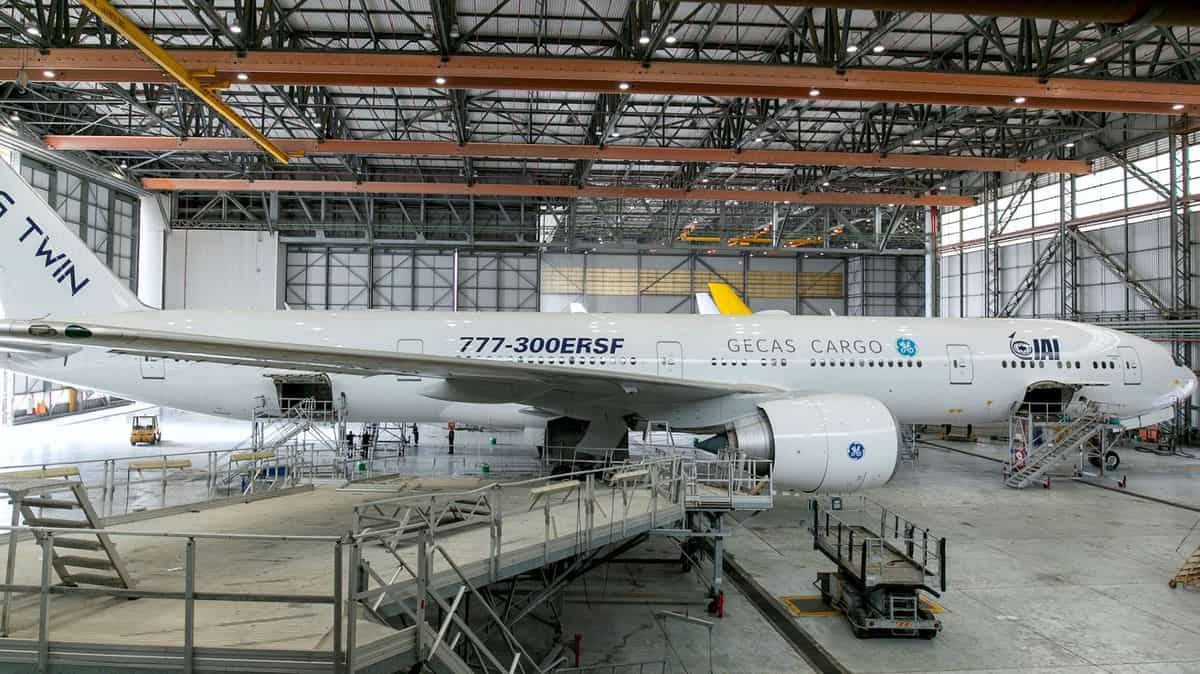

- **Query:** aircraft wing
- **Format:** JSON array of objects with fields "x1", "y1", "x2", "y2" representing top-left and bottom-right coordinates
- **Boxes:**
[{"x1": 0, "y1": 320, "x2": 781, "y2": 410}]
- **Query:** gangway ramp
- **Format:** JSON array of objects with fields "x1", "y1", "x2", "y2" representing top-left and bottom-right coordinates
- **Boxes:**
[{"x1": 347, "y1": 455, "x2": 773, "y2": 671}]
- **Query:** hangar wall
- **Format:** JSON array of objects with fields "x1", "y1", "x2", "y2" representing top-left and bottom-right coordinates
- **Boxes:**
[
  {"x1": 937, "y1": 134, "x2": 1200, "y2": 322},
  {"x1": 271, "y1": 247, "x2": 920, "y2": 316}
]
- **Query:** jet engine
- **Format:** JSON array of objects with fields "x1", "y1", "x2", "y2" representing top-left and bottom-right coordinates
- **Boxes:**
[{"x1": 721, "y1": 394, "x2": 899, "y2": 492}]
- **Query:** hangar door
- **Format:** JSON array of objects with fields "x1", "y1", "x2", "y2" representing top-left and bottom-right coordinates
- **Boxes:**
[{"x1": 946, "y1": 345, "x2": 973, "y2": 384}]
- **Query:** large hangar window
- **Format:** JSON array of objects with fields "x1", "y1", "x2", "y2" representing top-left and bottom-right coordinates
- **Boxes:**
[{"x1": 20, "y1": 157, "x2": 139, "y2": 291}]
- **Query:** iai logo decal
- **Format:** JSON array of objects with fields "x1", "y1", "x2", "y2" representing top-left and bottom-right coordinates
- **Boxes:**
[
  {"x1": 1008, "y1": 332, "x2": 1061, "y2": 361},
  {"x1": 895, "y1": 337, "x2": 918, "y2": 357},
  {"x1": 847, "y1": 442, "x2": 865, "y2": 461}
]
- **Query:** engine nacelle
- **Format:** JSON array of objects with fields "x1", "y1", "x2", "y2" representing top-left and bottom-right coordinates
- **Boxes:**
[{"x1": 726, "y1": 394, "x2": 899, "y2": 492}]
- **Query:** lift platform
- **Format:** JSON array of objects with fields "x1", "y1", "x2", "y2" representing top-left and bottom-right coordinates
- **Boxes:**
[{"x1": 810, "y1": 494, "x2": 946, "y2": 639}]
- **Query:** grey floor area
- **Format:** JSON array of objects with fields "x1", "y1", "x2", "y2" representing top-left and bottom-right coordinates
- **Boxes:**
[
  {"x1": 728, "y1": 441, "x2": 1200, "y2": 674},
  {"x1": 4, "y1": 409, "x2": 1200, "y2": 673}
]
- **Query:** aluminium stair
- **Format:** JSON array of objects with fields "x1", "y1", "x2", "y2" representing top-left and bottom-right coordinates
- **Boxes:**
[
  {"x1": 0, "y1": 479, "x2": 134, "y2": 590},
  {"x1": 1004, "y1": 411, "x2": 1106, "y2": 489}
]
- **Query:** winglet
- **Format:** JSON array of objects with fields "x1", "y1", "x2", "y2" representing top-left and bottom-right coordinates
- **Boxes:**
[{"x1": 706, "y1": 283, "x2": 752, "y2": 316}]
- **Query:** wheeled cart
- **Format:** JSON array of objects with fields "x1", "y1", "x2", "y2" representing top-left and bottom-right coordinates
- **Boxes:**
[{"x1": 810, "y1": 495, "x2": 947, "y2": 639}]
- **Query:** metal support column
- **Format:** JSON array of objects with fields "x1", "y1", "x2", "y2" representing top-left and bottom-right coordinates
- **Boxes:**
[{"x1": 925, "y1": 206, "x2": 937, "y2": 317}]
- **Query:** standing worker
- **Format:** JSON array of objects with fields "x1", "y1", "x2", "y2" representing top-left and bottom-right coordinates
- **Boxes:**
[
  {"x1": 412, "y1": 423, "x2": 419, "y2": 446},
  {"x1": 345, "y1": 430, "x2": 356, "y2": 459},
  {"x1": 447, "y1": 425, "x2": 455, "y2": 455}
]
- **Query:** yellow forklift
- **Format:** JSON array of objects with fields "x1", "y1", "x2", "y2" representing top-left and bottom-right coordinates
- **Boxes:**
[{"x1": 130, "y1": 415, "x2": 162, "y2": 446}]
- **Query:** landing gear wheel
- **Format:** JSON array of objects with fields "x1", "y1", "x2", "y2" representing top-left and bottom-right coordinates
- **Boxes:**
[
  {"x1": 919, "y1": 629, "x2": 938, "y2": 640},
  {"x1": 1104, "y1": 450, "x2": 1120, "y2": 471}
]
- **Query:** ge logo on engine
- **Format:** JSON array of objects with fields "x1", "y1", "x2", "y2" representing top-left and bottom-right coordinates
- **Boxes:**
[{"x1": 847, "y1": 442, "x2": 865, "y2": 461}]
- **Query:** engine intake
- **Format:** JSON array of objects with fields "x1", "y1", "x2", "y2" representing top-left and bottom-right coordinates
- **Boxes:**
[{"x1": 726, "y1": 394, "x2": 899, "y2": 492}]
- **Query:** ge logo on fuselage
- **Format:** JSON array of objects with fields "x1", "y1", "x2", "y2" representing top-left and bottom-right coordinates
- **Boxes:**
[
  {"x1": 895, "y1": 338, "x2": 918, "y2": 357},
  {"x1": 848, "y1": 442, "x2": 865, "y2": 461}
]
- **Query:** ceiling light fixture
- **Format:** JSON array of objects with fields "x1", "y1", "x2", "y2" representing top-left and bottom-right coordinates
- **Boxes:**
[
  {"x1": 236, "y1": 72, "x2": 249, "y2": 81},
  {"x1": 1083, "y1": 55, "x2": 1098, "y2": 65},
  {"x1": 1013, "y1": 96, "x2": 1027, "y2": 104},
  {"x1": 1064, "y1": 142, "x2": 1075, "y2": 148},
  {"x1": 638, "y1": 32, "x2": 650, "y2": 45},
  {"x1": 25, "y1": 26, "x2": 39, "y2": 36},
  {"x1": 664, "y1": 35, "x2": 677, "y2": 44},
  {"x1": 610, "y1": 131, "x2": 620, "y2": 137},
  {"x1": 1172, "y1": 103, "x2": 1186, "y2": 111},
  {"x1": 617, "y1": 82, "x2": 630, "y2": 91},
  {"x1": 119, "y1": 161, "x2": 128, "y2": 169},
  {"x1": 434, "y1": 76, "x2": 447, "y2": 85},
  {"x1": 8, "y1": 112, "x2": 17, "y2": 121},
  {"x1": 938, "y1": 185, "x2": 948, "y2": 191},
  {"x1": 822, "y1": 181, "x2": 830, "y2": 187},
  {"x1": 808, "y1": 88, "x2": 820, "y2": 97},
  {"x1": 230, "y1": 23, "x2": 242, "y2": 34},
  {"x1": 42, "y1": 70, "x2": 55, "y2": 78},
  {"x1": 911, "y1": 139, "x2": 923, "y2": 145},
  {"x1": 845, "y1": 44, "x2": 859, "y2": 53},
  {"x1": 872, "y1": 44, "x2": 885, "y2": 54}
]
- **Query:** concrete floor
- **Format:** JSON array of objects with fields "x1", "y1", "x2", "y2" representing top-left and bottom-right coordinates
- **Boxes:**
[
  {"x1": 728, "y1": 442, "x2": 1200, "y2": 673},
  {"x1": 3, "y1": 409, "x2": 1200, "y2": 672}
]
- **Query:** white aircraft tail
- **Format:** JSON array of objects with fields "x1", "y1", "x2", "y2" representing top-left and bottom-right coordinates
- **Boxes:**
[{"x1": 0, "y1": 159, "x2": 145, "y2": 320}]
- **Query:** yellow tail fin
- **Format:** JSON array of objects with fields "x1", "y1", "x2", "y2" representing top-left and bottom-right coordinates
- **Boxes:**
[{"x1": 706, "y1": 283, "x2": 752, "y2": 315}]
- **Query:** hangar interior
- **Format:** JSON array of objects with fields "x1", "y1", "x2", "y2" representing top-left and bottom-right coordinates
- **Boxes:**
[{"x1": 1, "y1": 2, "x2": 1200, "y2": 673}]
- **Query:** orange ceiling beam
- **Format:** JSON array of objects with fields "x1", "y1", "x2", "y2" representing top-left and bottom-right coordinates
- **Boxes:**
[
  {"x1": 44, "y1": 135, "x2": 1092, "y2": 175},
  {"x1": 5, "y1": 49, "x2": 1199, "y2": 116},
  {"x1": 140, "y1": 178, "x2": 976, "y2": 207}
]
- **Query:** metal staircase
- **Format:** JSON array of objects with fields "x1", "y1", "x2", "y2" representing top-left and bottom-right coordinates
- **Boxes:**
[
  {"x1": 0, "y1": 477, "x2": 136, "y2": 634},
  {"x1": 1004, "y1": 406, "x2": 1107, "y2": 489}
]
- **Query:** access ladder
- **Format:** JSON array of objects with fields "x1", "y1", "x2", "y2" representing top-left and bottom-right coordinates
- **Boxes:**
[
  {"x1": 1004, "y1": 407, "x2": 1108, "y2": 489},
  {"x1": 0, "y1": 478, "x2": 135, "y2": 635}
]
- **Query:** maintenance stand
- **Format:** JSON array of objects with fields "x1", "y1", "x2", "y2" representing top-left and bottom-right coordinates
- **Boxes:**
[{"x1": 810, "y1": 494, "x2": 947, "y2": 639}]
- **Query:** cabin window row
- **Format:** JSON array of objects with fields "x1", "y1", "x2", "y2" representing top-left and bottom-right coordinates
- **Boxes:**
[
  {"x1": 809, "y1": 358, "x2": 922, "y2": 368},
  {"x1": 1000, "y1": 360, "x2": 1119, "y2": 370}
]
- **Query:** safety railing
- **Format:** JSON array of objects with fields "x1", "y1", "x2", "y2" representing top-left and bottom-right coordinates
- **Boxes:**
[
  {"x1": 0, "y1": 446, "x2": 310, "y2": 521},
  {"x1": 683, "y1": 457, "x2": 773, "y2": 510},
  {"x1": 810, "y1": 494, "x2": 946, "y2": 594},
  {"x1": 558, "y1": 660, "x2": 668, "y2": 674},
  {"x1": 0, "y1": 525, "x2": 348, "y2": 673},
  {"x1": 346, "y1": 456, "x2": 689, "y2": 673}
]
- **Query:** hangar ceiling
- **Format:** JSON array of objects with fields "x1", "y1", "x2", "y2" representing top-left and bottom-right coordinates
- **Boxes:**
[{"x1": 0, "y1": 1, "x2": 1197, "y2": 250}]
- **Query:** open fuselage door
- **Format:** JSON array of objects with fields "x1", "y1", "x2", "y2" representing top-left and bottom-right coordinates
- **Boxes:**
[{"x1": 1118, "y1": 346, "x2": 1142, "y2": 385}]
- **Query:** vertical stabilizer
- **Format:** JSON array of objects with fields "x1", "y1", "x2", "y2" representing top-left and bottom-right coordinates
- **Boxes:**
[{"x1": 0, "y1": 159, "x2": 145, "y2": 319}]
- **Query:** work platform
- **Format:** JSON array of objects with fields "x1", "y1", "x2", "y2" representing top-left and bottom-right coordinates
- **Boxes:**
[{"x1": 0, "y1": 450, "x2": 772, "y2": 673}]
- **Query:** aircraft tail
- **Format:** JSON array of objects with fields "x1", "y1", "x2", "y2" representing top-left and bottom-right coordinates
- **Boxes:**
[{"x1": 0, "y1": 159, "x2": 146, "y2": 320}]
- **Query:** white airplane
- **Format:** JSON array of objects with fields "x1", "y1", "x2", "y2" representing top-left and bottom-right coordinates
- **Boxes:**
[{"x1": 0, "y1": 161, "x2": 1194, "y2": 492}]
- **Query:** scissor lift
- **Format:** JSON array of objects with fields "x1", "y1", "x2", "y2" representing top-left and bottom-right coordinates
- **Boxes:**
[{"x1": 810, "y1": 495, "x2": 947, "y2": 639}]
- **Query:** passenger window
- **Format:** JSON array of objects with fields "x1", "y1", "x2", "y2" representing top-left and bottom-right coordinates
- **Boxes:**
[
  {"x1": 781, "y1": 358, "x2": 787, "y2": 366},
  {"x1": 631, "y1": 357, "x2": 638, "y2": 366},
  {"x1": 1002, "y1": 361, "x2": 1007, "y2": 369}
]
